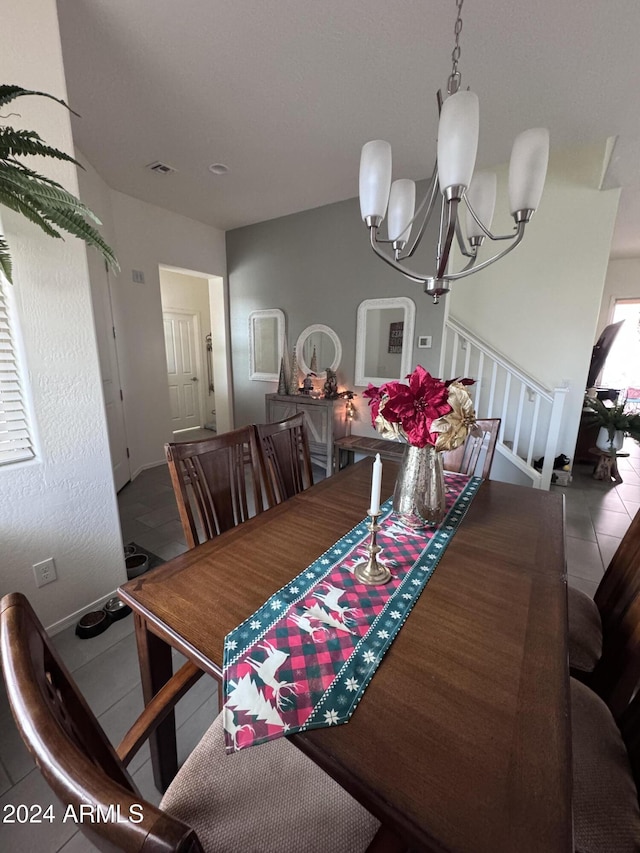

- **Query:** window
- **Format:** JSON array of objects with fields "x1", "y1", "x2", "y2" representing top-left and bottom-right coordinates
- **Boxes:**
[{"x1": 0, "y1": 279, "x2": 35, "y2": 465}]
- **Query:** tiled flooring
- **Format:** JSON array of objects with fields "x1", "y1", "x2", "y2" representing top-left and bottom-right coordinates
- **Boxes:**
[
  {"x1": 558, "y1": 438, "x2": 640, "y2": 598},
  {"x1": 1, "y1": 435, "x2": 639, "y2": 850}
]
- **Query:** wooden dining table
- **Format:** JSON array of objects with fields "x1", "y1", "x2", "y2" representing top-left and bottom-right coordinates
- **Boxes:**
[{"x1": 118, "y1": 459, "x2": 571, "y2": 853}]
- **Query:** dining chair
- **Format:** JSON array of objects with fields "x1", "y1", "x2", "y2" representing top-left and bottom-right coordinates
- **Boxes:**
[
  {"x1": 255, "y1": 412, "x2": 314, "y2": 504},
  {"x1": 0, "y1": 592, "x2": 403, "y2": 853},
  {"x1": 569, "y1": 508, "x2": 640, "y2": 717},
  {"x1": 442, "y1": 418, "x2": 501, "y2": 479},
  {"x1": 165, "y1": 426, "x2": 273, "y2": 549},
  {"x1": 571, "y1": 674, "x2": 640, "y2": 851}
]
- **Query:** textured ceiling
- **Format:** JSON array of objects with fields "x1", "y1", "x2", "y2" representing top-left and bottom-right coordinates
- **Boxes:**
[{"x1": 56, "y1": 0, "x2": 640, "y2": 254}]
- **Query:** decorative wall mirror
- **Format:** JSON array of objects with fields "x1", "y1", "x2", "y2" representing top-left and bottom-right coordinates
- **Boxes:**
[
  {"x1": 355, "y1": 297, "x2": 416, "y2": 386},
  {"x1": 295, "y1": 324, "x2": 342, "y2": 379},
  {"x1": 248, "y1": 309, "x2": 285, "y2": 381}
]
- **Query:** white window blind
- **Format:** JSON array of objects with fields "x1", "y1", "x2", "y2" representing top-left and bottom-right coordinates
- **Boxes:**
[{"x1": 0, "y1": 280, "x2": 35, "y2": 465}]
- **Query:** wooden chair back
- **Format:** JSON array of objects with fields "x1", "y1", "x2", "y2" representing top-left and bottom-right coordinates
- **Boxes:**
[
  {"x1": 619, "y1": 671, "x2": 640, "y2": 794},
  {"x1": 442, "y1": 418, "x2": 501, "y2": 479},
  {"x1": 0, "y1": 593, "x2": 203, "y2": 852},
  {"x1": 166, "y1": 426, "x2": 271, "y2": 549},
  {"x1": 590, "y1": 514, "x2": 640, "y2": 718},
  {"x1": 254, "y1": 413, "x2": 313, "y2": 504},
  {"x1": 595, "y1": 507, "x2": 640, "y2": 637}
]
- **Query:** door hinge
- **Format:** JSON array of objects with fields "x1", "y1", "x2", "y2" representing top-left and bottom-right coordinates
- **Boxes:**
[
  {"x1": 126, "y1": 447, "x2": 130, "y2": 459},
  {"x1": 120, "y1": 389, "x2": 123, "y2": 401}
]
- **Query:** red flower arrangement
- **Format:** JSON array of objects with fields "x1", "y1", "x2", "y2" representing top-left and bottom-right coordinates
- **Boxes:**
[{"x1": 363, "y1": 365, "x2": 478, "y2": 450}]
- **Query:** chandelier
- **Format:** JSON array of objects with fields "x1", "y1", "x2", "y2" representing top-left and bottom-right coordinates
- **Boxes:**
[{"x1": 358, "y1": 0, "x2": 549, "y2": 303}]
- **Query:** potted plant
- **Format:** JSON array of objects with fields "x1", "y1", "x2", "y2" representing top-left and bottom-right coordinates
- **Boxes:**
[
  {"x1": 582, "y1": 395, "x2": 640, "y2": 453},
  {"x1": 0, "y1": 85, "x2": 118, "y2": 283}
]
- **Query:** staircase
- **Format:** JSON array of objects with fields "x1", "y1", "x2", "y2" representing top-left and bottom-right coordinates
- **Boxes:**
[{"x1": 440, "y1": 317, "x2": 568, "y2": 490}]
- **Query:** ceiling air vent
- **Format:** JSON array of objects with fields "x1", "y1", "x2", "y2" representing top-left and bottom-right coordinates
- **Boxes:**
[{"x1": 146, "y1": 161, "x2": 176, "y2": 176}]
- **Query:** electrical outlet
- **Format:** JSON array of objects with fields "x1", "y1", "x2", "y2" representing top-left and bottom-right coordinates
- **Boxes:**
[
  {"x1": 417, "y1": 335, "x2": 432, "y2": 348},
  {"x1": 132, "y1": 269, "x2": 145, "y2": 284},
  {"x1": 33, "y1": 557, "x2": 57, "y2": 588}
]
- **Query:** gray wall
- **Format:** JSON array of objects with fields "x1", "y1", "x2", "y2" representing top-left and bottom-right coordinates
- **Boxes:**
[{"x1": 226, "y1": 190, "x2": 443, "y2": 432}]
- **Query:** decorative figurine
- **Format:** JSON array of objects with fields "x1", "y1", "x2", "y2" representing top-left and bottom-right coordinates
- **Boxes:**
[
  {"x1": 302, "y1": 373, "x2": 316, "y2": 394},
  {"x1": 323, "y1": 368, "x2": 339, "y2": 399},
  {"x1": 288, "y1": 347, "x2": 299, "y2": 395},
  {"x1": 277, "y1": 356, "x2": 288, "y2": 395}
]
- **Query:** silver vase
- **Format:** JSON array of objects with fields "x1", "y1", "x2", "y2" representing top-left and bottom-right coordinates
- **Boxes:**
[{"x1": 393, "y1": 444, "x2": 446, "y2": 528}]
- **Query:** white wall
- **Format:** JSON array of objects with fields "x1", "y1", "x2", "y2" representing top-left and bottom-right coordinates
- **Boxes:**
[
  {"x1": 449, "y1": 143, "x2": 620, "y2": 467},
  {"x1": 160, "y1": 269, "x2": 215, "y2": 428},
  {"x1": 1, "y1": 0, "x2": 125, "y2": 632},
  {"x1": 76, "y1": 162, "x2": 229, "y2": 477},
  {"x1": 596, "y1": 257, "x2": 640, "y2": 337}
]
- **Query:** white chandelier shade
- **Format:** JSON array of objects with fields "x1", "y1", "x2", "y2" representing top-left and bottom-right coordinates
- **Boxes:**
[
  {"x1": 357, "y1": 0, "x2": 550, "y2": 303},
  {"x1": 359, "y1": 140, "x2": 392, "y2": 222},
  {"x1": 508, "y1": 128, "x2": 550, "y2": 215},
  {"x1": 465, "y1": 171, "x2": 497, "y2": 240},
  {"x1": 388, "y1": 179, "x2": 416, "y2": 243},
  {"x1": 436, "y1": 90, "x2": 479, "y2": 194}
]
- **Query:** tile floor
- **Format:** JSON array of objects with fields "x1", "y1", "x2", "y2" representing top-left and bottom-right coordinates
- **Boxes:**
[{"x1": 1, "y1": 435, "x2": 639, "y2": 851}]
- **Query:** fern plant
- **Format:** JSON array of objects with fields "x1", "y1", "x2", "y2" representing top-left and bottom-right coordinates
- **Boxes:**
[
  {"x1": 0, "y1": 85, "x2": 118, "y2": 283},
  {"x1": 583, "y1": 395, "x2": 640, "y2": 444}
]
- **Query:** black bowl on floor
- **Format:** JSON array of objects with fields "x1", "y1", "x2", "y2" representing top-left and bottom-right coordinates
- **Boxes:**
[
  {"x1": 75, "y1": 610, "x2": 110, "y2": 639},
  {"x1": 125, "y1": 553, "x2": 149, "y2": 579},
  {"x1": 104, "y1": 596, "x2": 131, "y2": 622}
]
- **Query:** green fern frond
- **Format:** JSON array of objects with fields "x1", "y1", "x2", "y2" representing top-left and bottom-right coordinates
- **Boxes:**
[
  {"x1": 0, "y1": 84, "x2": 116, "y2": 278},
  {"x1": 0, "y1": 85, "x2": 79, "y2": 116},
  {"x1": 0, "y1": 168, "x2": 100, "y2": 223},
  {"x1": 0, "y1": 128, "x2": 81, "y2": 166},
  {"x1": 0, "y1": 188, "x2": 63, "y2": 238},
  {"x1": 44, "y1": 206, "x2": 119, "y2": 272},
  {"x1": 0, "y1": 236, "x2": 13, "y2": 283}
]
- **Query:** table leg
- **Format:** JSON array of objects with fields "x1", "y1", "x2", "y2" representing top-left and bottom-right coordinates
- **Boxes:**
[{"x1": 133, "y1": 613, "x2": 178, "y2": 792}]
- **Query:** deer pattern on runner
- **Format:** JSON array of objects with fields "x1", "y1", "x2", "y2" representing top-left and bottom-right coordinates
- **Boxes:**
[
  {"x1": 288, "y1": 610, "x2": 330, "y2": 642},
  {"x1": 313, "y1": 582, "x2": 360, "y2": 625},
  {"x1": 245, "y1": 640, "x2": 299, "y2": 710},
  {"x1": 223, "y1": 706, "x2": 255, "y2": 750}
]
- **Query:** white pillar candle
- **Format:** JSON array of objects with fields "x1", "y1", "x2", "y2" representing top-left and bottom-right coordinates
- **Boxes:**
[{"x1": 369, "y1": 453, "x2": 383, "y2": 516}]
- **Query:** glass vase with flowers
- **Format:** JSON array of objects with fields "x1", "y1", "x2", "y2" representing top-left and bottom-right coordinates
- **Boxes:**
[{"x1": 363, "y1": 366, "x2": 479, "y2": 527}]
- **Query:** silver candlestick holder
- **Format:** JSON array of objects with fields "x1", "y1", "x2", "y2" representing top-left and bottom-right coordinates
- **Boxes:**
[{"x1": 355, "y1": 513, "x2": 391, "y2": 586}]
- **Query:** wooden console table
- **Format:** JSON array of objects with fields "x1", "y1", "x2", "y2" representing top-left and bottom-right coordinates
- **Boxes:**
[
  {"x1": 266, "y1": 393, "x2": 347, "y2": 477},
  {"x1": 334, "y1": 434, "x2": 404, "y2": 472}
]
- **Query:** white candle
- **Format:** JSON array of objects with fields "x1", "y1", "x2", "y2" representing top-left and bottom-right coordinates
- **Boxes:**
[{"x1": 369, "y1": 453, "x2": 383, "y2": 516}]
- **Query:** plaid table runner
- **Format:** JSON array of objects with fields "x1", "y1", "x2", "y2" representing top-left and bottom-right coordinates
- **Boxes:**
[{"x1": 222, "y1": 471, "x2": 482, "y2": 753}]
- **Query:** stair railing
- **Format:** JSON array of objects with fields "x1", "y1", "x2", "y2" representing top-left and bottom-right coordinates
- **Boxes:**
[{"x1": 440, "y1": 317, "x2": 568, "y2": 489}]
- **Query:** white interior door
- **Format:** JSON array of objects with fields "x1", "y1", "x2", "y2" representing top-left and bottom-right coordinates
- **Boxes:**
[
  {"x1": 163, "y1": 310, "x2": 202, "y2": 432},
  {"x1": 88, "y1": 256, "x2": 131, "y2": 491}
]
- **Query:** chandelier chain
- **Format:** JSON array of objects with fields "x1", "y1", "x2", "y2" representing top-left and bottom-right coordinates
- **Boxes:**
[{"x1": 448, "y1": 0, "x2": 464, "y2": 95}]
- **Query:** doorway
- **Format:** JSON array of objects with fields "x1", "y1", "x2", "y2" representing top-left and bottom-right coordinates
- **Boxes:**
[
  {"x1": 601, "y1": 299, "x2": 640, "y2": 395},
  {"x1": 87, "y1": 251, "x2": 131, "y2": 491},
  {"x1": 159, "y1": 266, "x2": 232, "y2": 438},
  {"x1": 163, "y1": 309, "x2": 203, "y2": 433}
]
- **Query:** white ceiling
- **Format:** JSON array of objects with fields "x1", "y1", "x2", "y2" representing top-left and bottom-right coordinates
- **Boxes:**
[{"x1": 56, "y1": 0, "x2": 640, "y2": 255}]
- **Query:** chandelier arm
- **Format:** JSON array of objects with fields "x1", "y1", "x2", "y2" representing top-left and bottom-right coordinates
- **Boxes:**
[
  {"x1": 368, "y1": 228, "x2": 429, "y2": 284},
  {"x1": 463, "y1": 194, "x2": 519, "y2": 241},
  {"x1": 454, "y1": 216, "x2": 476, "y2": 259},
  {"x1": 398, "y1": 162, "x2": 440, "y2": 259},
  {"x1": 436, "y1": 199, "x2": 459, "y2": 280},
  {"x1": 445, "y1": 221, "x2": 526, "y2": 281}
]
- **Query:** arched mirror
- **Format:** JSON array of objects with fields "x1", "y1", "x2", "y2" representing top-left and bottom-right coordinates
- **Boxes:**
[
  {"x1": 355, "y1": 297, "x2": 416, "y2": 386},
  {"x1": 248, "y1": 309, "x2": 285, "y2": 381},
  {"x1": 295, "y1": 324, "x2": 342, "y2": 379}
]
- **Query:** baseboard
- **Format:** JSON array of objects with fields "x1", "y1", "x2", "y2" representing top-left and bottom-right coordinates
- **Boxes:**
[
  {"x1": 130, "y1": 458, "x2": 167, "y2": 482},
  {"x1": 46, "y1": 589, "x2": 120, "y2": 636}
]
